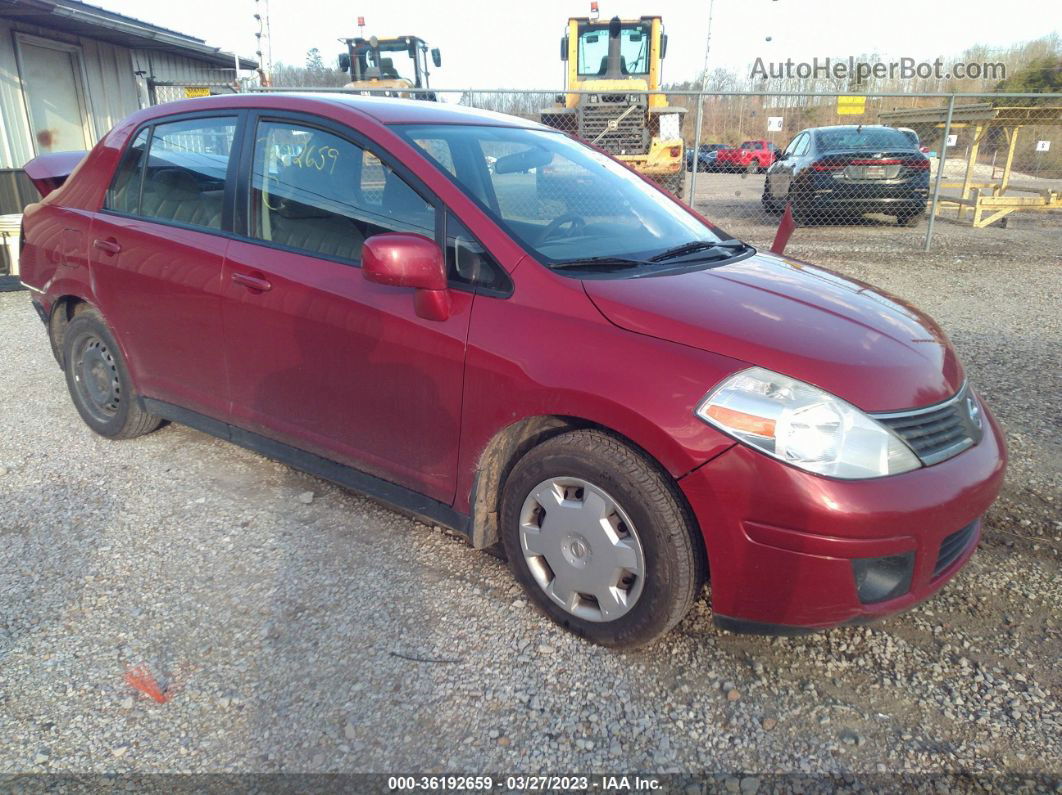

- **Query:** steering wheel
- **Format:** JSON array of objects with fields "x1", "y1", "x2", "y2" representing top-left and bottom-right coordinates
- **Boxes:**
[{"x1": 540, "y1": 213, "x2": 587, "y2": 242}]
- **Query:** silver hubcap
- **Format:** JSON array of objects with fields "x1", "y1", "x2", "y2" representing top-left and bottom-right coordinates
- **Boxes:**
[{"x1": 519, "y1": 477, "x2": 645, "y2": 622}]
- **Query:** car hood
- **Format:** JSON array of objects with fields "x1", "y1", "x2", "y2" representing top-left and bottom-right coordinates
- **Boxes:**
[{"x1": 582, "y1": 252, "x2": 964, "y2": 412}]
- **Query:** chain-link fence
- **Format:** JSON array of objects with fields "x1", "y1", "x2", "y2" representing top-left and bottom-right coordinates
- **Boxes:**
[
  {"x1": 149, "y1": 82, "x2": 237, "y2": 104},
  {"x1": 255, "y1": 87, "x2": 1062, "y2": 256}
]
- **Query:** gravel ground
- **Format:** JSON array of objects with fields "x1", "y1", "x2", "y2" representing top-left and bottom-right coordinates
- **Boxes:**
[{"x1": 0, "y1": 228, "x2": 1059, "y2": 778}]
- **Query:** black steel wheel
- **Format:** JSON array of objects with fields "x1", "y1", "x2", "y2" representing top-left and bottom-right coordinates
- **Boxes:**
[{"x1": 62, "y1": 307, "x2": 161, "y2": 439}]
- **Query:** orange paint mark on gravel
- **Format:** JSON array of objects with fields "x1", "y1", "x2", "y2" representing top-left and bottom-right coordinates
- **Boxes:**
[{"x1": 124, "y1": 665, "x2": 168, "y2": 703}]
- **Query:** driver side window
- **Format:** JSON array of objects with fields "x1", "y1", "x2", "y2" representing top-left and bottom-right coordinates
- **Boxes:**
[
  {"x1": 249, "y1": 121, "x2": 435, "y2": 263},
  {"x1": 788, "y1": 133, "x2": 810, "y2": 157}
]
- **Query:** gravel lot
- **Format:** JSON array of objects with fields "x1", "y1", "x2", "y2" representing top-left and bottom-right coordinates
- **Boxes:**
[
  {"x1": 0, "y1": 223, "x2": 1059, "y2": 778},
  {"x1": 686, "y1": 168, "x2": 1062, "y2": 260}
]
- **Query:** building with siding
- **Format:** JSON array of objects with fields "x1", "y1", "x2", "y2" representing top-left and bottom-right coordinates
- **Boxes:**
[{"x1": 0, "y1": 0, "x2": 255, "y2": 211}]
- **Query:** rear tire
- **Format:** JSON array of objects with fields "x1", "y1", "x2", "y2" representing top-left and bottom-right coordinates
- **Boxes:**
[
  {"x1": 787, "y1": 186, "x2": 813, "y2": 226},
  {"x1": 62, "y1": 308, "x2": 161, "y2": 439},
  {"x1": 897, "y1": 211, "x2": 922, "y2": 227},
  {"x1": 500, "y1": 429, "x2": 706, "y2": 648}
]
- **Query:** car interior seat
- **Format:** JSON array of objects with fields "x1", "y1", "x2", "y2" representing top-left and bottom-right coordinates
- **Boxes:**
[
  {"x1": 142, "y1": 168, "x2": 222, "y2": 229},
  {"x1": 267, "y1": 159, "x2": 364, "y2": 261}
]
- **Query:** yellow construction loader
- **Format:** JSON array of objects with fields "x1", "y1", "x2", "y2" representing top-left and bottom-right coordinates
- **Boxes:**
[
  {"x1": 541, "y1": 9, "x2": 685, "y2": 197},
  {"x1": 338, "y1": 34, "x2": 441, "y2": 100}
]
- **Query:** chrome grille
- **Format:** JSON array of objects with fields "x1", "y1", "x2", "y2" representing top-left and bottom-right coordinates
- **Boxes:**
[
  {"x1": 934, "y1": 519, "x2": 980, "y2": 578},
  {"x1": 874, "y1": 384, "x2": 984, "y2": 466},
  {"x1": 580, "y1": 102, "x2": 648, "y2": 155}
]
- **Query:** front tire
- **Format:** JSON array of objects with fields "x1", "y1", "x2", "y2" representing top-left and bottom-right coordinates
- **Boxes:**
[
  {"x1": 62, "y1": 308, "x2": 161, "y2": 439},
  {"x1": 501, "y1": 429, "x2": 705, "y2": 648}
]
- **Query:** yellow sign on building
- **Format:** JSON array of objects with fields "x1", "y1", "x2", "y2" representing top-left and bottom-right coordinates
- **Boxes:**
[
  {"x1": 184, "y1": 86, "x2": 211, "y2": 98},
  {"x1": 837, "y1": 95, "x2": 866, "y2": 115}
]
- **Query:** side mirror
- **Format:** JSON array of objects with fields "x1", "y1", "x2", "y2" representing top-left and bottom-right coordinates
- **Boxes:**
[
  {"x1": 431, "y1": 47, "x2": 442, "y2": 68},
  {"x1": 660, "y1": 33, "x2": 668, "y2": 59},
  {"x1": 338, "y1": 53, "x2": 351, "y2": 71},
  {"x1": 560, "y1": 36, "x2": 568, "y2": 61},
  {"x1": 362, "y1": 233, "x2": 451, "y2": 321}
]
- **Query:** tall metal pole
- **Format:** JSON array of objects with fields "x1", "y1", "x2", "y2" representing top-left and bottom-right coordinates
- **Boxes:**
[
  {"x1": 923, "y1": 93, "x2": 956, "y2": 252},
  {"x1": 689, "y1": 0, "x2": 715, "y2": 205},
  {"x1": 689, "y1": 99, "x2": 705, "y2": 203}
]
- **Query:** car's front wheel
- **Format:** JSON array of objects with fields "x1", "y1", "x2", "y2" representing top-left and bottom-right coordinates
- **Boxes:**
[
  {"x1": 62, "y1": 307, "x2": 161, "y2": 439},
  {"x1": 762, "y1": 179, "x2": 781, "y2": 214},
  {"x1": 501, "y1": 429, "x2": 706, "y2": 647}
]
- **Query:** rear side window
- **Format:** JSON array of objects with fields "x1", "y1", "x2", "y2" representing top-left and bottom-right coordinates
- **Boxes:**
[
  {"x1": 105, "y1": 128, "x2": 150, "y2": 214},
  {"x1": 249, "y1": 120, "x2": 436, "y2": 264},
  {"x1": 139, "y1": 117, "x2": 236, "y2": 230}
]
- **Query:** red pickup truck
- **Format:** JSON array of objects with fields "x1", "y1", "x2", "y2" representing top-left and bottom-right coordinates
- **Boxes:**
[{"x1": 715, "y1": 139, "x2": 779, "y2": 173}]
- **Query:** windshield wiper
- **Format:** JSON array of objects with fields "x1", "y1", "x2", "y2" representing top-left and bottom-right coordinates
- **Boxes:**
[
  {"x1": 550, "y1": 256, "x2": 649, "y2": 271},
  {"x1": 649, "y1": 239, "x2": 747, "y2": 263}
]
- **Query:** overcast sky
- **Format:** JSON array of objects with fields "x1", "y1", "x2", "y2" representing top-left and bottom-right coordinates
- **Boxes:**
[{"x1": 95, "y1": 0, "x2": 1057, "y2": 89}]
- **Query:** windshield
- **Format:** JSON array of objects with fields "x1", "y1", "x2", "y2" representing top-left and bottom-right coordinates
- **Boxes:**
[
  {"x1": 354, "y1": 40, "x2": 416, "y2": 81},
  {"x1": 815, "y1": 128, "x2": 915, "y2": 151},
  {"x1": 397, "y1": 123, "x2": 727, "y2": 266},
  {"x1": 576, "y1": 23, "x2": 651, "y2": 76}
]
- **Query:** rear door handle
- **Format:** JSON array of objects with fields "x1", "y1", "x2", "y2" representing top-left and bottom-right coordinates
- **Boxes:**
[
  {"x1": 231, "y1": 271, "x2": 272, "y2": 292},
  {"x1": 92, "y1": 238, "x2": 121, "y2": 255}
]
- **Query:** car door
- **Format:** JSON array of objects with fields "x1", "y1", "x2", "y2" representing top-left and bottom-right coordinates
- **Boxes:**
[
  {"x1": 219, "y1": 114, "x2": 474, "y2": 503},
  {"x1": 769, "y1": 132, "x2": 807, "y2": 199},
  {"x1": 90, "y1": 114, "x2": 239, "y2": 419}
]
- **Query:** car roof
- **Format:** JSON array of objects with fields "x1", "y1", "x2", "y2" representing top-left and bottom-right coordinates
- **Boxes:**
[
  {"x1": 809, "y1": 125, "x2": 897, "y2": 132},
  {"x1": 138, "y1": 92, "x2": 549, "y2": 130}
]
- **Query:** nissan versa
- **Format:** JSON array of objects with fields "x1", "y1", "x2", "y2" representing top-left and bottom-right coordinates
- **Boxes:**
[{"x1": 18, "y1": 94, "x2": 1006, "y2": 647}]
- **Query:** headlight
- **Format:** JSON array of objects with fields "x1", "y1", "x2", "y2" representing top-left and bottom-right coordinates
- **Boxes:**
[{"x1": 695, "y1": 367, "x2": 920, "y2": 479}]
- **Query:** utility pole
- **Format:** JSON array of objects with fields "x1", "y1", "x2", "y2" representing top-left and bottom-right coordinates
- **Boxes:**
[
  {"x1": 254, "y1": 0, "x2": 273, "y2": 86},
  {"x1": 689, "y1": 0, "x2": 715, "y2": 202}
]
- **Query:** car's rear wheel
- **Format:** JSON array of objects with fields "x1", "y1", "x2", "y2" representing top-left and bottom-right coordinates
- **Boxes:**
[
  {"x1": 500, "y1": 429, "x2": 705, "y2": 648},
  {"x1": 897, "y1": 211, "x2": 923, "y2": 227},
  {"x1": 62, "y1": 308, "x2": 161, "y2": 439},
  {"x1": 787, "y1": 186, "x2": 813, "y2": 226}
]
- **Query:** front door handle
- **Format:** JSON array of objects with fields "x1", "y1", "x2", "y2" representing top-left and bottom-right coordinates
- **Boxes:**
[
  {"x1": 92, "y1": 238, "x2": 121, "y2": 255},
  {"x1": 231, "y1": 271, "x2": 272, "y2": 292}
]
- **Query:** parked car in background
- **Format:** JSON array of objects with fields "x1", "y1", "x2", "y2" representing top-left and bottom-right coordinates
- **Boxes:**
[
  {"x1": 762, "y1": 125, "x2": 931, "y2": 225},
  {"x1": 896, "y1": 126, "x2": 931, "y2": 153},
  {"x1": 685, "y1": 143, "x2": 728, "y2": 172},
  {"x1": 19, "y1": 95, "x2": 1004, "y2": 648},
  {"x1": 715, "y1": 139, "x2": 779, "y2": 173}
]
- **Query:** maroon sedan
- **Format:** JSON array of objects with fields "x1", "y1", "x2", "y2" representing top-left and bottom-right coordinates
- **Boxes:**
[{"x1": 18, "y1": 94, "x2": 1005, "y2": 647}]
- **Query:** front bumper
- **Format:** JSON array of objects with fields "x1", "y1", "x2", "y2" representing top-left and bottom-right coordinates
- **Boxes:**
[{"x1": 679, "y1": 405, "x2": 1006, "y2": 632}]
